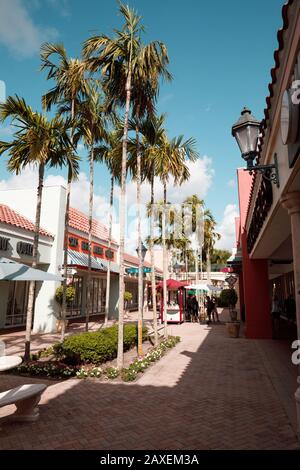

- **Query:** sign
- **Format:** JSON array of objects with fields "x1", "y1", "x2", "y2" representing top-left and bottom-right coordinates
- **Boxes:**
[
  {"x1": 226, "y1": 275, "x2": 237, "y2": 288},
  {"x1": 126, "y1": 267, "x2": 152, "y2": 274},
  {"x1": 16, "y1": 241, "x2": 33, "y2": 256}
]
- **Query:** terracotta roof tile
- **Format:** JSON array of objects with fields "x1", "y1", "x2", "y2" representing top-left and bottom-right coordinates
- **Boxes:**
[
  {"x1": 0, "y1": 204, "x2": 53, "y2": 238},
  {"x1": 69, "y1": 207, "x2": 118, "y2": 245}
]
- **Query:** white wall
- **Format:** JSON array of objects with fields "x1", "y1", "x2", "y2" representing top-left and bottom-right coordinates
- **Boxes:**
[{"x1": 0, "y1": 185, "x2": 66, "y2": 332}]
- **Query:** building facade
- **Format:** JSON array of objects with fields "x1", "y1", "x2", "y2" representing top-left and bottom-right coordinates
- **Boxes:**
[{"x1": 232, "y1": 0, "x2": 300, "y2": 427}]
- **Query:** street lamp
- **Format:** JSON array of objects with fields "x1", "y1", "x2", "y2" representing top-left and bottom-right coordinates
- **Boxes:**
[
  {"x1": 232, "y1": 107, "x2": 280, "y2": 187},
  {"x1": 136, "y1": 241, "x2": 147, "y2": 262}
]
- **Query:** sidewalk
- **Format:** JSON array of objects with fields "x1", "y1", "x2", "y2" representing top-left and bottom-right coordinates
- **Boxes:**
[{"x1": 0, "y1": 310, "x2": 299, "y2": 449}]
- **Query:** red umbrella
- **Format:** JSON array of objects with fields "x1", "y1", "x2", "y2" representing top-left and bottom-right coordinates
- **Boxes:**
[{"x1": 156, "y1": 278, "x2": 185, "y2": 290}]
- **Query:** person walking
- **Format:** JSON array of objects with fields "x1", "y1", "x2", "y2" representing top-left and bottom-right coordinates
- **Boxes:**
[
  {"x1": 191, "y1": 295, "x2": 199, "y2": 323},
  {"x1": 211, "y1": 296, "x2": 220, "y2": 323},
  {"x1": 205, "y1": 295, "x2": 213, "y2": 324}
]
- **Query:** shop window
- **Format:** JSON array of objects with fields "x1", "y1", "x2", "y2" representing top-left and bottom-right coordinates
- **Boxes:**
[
  {"x1": 81, "y1": 241, "x2": 89, "y2": 251},
  {"x1": 66, "y1": 276, "x2": 83, "y2": 318},
  {"x1": 93, "y1": 246, "x2": 103, "y2": 255},
  {"x1": 5, "y1": 281, "x2": 29, "y2": 326},
  {"x1": 105, "y1": 249, "x2": 114, "y2": 260},
  {"x1": 69, "y1": 237, "x2": 78, "y2": 248}
]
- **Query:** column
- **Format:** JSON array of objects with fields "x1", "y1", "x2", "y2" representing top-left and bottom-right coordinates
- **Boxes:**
[
  {"x1": 241, "y1": 231, "x2": 272, "y2": 339},
  {"x1": 281, "y1": 191, "x2": 300, "y2": 430}
]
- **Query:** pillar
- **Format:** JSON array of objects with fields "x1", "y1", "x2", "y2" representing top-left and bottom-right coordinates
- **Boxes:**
[
  {"x1": 241, "y1": 231, "x2": 272, "y2": 339},
  {"x1": 281, "y1": 191, "x2": 300, "y2": 431}
]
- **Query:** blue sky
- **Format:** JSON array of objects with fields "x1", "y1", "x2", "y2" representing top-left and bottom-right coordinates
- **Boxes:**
[{"x1": 0, "y1": 0, "x2": 285, "y2": 250}]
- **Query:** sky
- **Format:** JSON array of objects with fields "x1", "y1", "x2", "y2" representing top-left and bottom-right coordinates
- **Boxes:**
[{"x1": 0, "y1": 0, "x2": 285, "y2": 252}]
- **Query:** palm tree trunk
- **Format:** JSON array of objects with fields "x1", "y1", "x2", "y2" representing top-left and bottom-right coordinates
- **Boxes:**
[
  {"x1": 163, "y1": 180, "x2": 168, "y2": 339},
  {"x1": 136, "y1": 113, "x2": 143, "y2": 357},
  {"x1": 105, "y1": 175, "x2": 114, "y2": 325},
  {"x1": 24, "y1": 162, "x2": 45, "y2": 360},
  {"x1": 117, "y1": 62, "x2": 132, "y2": 369},
  {"x1": 150, "y1": 170, "x2": 158, "y2": 346},
  {"x1": 86, "y1": 145, "x2": 94, "y2": 331},
  {"x1": 61, "y1": 98, "x2": 75, "y2": 341},
  {"x1": 207, "y1": 247, "x2": 211, "y2": 282}
]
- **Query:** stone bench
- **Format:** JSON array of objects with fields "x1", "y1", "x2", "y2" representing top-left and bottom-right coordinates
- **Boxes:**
[{"x1": 0, "y1": 384, "x2": 47, "y2": 422}]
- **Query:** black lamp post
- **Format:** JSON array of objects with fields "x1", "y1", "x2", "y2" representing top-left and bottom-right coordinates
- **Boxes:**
[
  {"x1": 136, "y1": 241, "x2": 147, "y2": 263},
  {"x1": 232, "y1": 107, "x2": 280, "y2": 187}
]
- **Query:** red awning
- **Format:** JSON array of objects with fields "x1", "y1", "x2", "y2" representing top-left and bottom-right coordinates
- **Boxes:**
[{"x1": 156, "y1": 278, "x2": 185, "y2": 290}]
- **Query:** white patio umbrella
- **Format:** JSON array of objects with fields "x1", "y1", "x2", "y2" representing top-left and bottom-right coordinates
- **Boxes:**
[{"x1": 0, "y1": 257, "x2": 62, "y2": 281}]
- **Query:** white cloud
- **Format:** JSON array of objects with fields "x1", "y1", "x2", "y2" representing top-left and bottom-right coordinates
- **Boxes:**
[
  {"x1": 0, "y1": 0, "x2": 58, "y2": 58},
  {"x1": 227, "y1": 179, "x2": 236, "y2": 188},
  {"x1": 125, "y1": 156, "x2": 214, "y2": 210},
  {"x1": 0, "y1": 81, "x2": 6, "y2": 102},
  {"x1": 215, "y1": 204, "x2": 239, "y2": 251}
]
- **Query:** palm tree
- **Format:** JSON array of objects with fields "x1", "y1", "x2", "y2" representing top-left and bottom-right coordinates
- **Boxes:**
[
  {"x1": 94, "y1": 130, "x2": 122, "y2": 326},
  {"x1": 153, "y1": 133, "x2": 199, "y2": 338},
  {"x1": 74, "y1": 87, "x2": 108, "y2": 331},
  {"x1": 0, "y1": 95, "x2": 79, "y2": 358},
  {"x1": 203, "y1": 209, "x2": 220, "y2": 282},
  {"x1": 83, "y1": 3, "x2": 144, "y2": 368},
  {"x1": 40, "y1": 42, "x2": 89, "y2": 337},
  {"x1": 128, "y1": 114, "x2": 166, "y2": 346},
  {"x1": 183, "y1": 195, "x2": 205, "y2": 282}
]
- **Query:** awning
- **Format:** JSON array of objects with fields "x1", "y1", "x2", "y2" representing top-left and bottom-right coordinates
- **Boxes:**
[
  {"x1": 184, "y1": 283, "x2": 220, "y2": 292},
  {"x1": 0, "y1": 257, "x2": 62, "y2": 281},
  {"x1": 156, "y1": 279, "x2": 185, "y2": 290},
  {"x1": 99, "y1": 258, "x2": 120, "y2": 274},
  {"x1": 67, "y1": 250, "x2": 107, "y2": 271}
]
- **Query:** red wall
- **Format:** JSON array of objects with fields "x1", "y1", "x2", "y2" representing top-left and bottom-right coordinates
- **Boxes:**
[
  {"x1": 68, "y1": 232, "x2": 116, "y2": 262},
  {"x1": 241, "y1": 232, "x2": 272, "y2": 339}
]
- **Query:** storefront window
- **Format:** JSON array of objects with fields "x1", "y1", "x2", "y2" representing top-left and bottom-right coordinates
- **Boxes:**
[
  {"x1": 5, "y1": 281, "x2": 29, "y2": 326},
  {"x1": 90, "y1": 278, "x2": 106, "y2": 314},
  {"x1": 66, "y1": 276, "x2": 83, "y2": 318}
]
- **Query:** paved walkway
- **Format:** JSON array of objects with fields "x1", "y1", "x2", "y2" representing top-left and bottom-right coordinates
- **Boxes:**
[{"x1": 0, "y1": 312, "x2": 299, "y2": 450}]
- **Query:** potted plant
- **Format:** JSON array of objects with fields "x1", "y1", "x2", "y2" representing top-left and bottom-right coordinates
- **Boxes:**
[
  {"x1": 220, "y1": 288, "x2": 240, "y2": 337},
  {"x1": 55, "y1": 285, "x2": 75, "y2": 332}
]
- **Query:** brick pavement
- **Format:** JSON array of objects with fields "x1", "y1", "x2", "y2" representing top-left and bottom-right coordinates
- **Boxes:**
[{"x1": 0, "y1": 313, "x2": 299, "y2": 450}]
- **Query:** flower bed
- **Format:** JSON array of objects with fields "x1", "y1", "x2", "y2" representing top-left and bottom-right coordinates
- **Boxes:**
[{"x1": 9, "y1": 330, "x2": 180, "y2": 382}]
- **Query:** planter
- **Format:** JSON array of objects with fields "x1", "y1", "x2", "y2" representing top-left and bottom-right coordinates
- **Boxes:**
[
  {"x1": 56, "y1": 319, "x2": 69, "y2": 333},
  {"x1": 229, "y1": 309, "x2": 238, "y2": 321},
  {"x1": 226, "y1": 321, "x2": 240, "y2": 338}
]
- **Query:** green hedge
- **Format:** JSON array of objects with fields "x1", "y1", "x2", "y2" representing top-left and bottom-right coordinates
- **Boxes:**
[{"x1": 53, "y1": 324, "x2": 148, "y2": 365}]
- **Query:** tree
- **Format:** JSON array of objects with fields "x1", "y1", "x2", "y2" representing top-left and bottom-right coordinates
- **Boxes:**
[
  {"x1": 94, "y1": 130, "x2": 122, "y2": 326},
  {"x1": 40, "y1": 42, "x2": 89, "y2": 339},
  {"x1": 153, "y1": 133, "x2": 199, "y2": 337},
  {"x1": 203, "y1": 209, "x2": 220, "y2": 281},
  {"x1": 83, "y1": 2, "x2": 144, "y2": 368},
  {"x1": 74, "y1": 87, "x2": 108, "y2": 331},
  {"x1": 0, "y1": 95, "x2": 79, "y2": 358}
]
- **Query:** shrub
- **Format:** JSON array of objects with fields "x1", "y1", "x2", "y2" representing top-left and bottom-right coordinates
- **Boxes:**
[
  {"x1": 121, "y1": 368, "x2": 137, "y2": 382},
  {"x1": 219, "y1": 289, "x2": 238, "y2": 308},
  {"x1": 53, "y1": 324, "x2": 148, "y2": 365}
]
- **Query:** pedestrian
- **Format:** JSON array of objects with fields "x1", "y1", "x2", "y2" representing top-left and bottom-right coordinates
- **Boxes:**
[
  {"x1": 205, "y1": 295, "x2": 213, "y2": 324},
  {"x1": 186, "y1": 294, "x2": 193, "y2": 322},
  {"x1": 191, "y1": 295, "x2": 199, "y2": 323},
  {"x1": 211, "y1": 296, "x2": 220, "y2": 323},
  {"x1": 271, "y1": 295, "x2": 281, "y2": 339}
]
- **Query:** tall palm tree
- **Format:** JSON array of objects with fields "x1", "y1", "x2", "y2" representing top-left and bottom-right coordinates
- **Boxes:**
[
  {"x1": 83, "y1": 3, "x2": 144, "y2": 368},
  {"x1": 155, "y1": 134, "x2": 199, "y2": 338},
  {"x1": 203, "y1": 209, "x2": 220, "y2": 281},
  {"x1": 0, "y1": 95, "x2": 79, "y2": 358},
  {"x1": 183, "y1": 195, "x2": 205, "y2": 283},
  {"x1": 94, "y1": 130, "x2": 122, "y2": 326},
  {"x1": 40, "y1": 42, "x2": 89, "y2": 337},
  {"x1": 128, "y1": 113, "x2": 166, "y2": 346},
  {"x1": 74, "y1": 87, "x2": 108, "y2": 331},
  {"x1": 104, "y1": 41, "x2": 171, "y2": 356}
]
